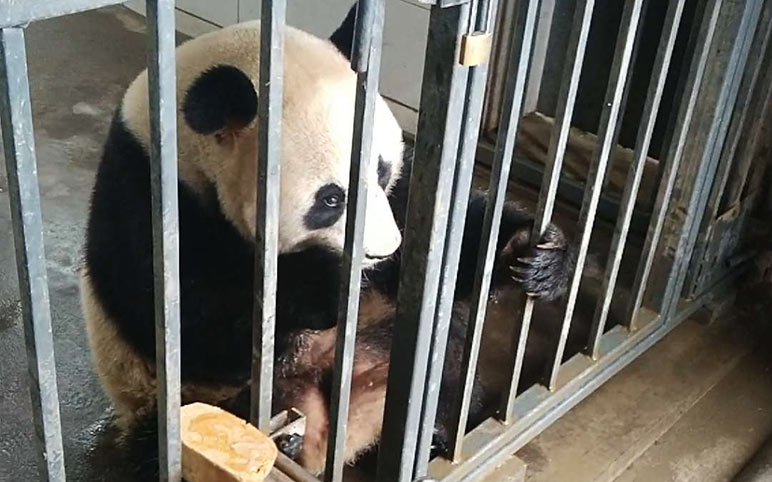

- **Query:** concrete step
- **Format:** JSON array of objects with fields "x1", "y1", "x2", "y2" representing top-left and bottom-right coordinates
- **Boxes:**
[
  {"x1": 615, "y1": 345, "x2": 772, "y2": 482},
  {"x1": 514, "y1": 314, "x2": 764, "y2": 482}
]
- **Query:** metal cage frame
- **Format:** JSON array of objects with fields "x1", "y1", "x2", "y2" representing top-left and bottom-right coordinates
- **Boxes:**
[{"x1": 1, "y1": 0, "x2": 769, "y2": 481}]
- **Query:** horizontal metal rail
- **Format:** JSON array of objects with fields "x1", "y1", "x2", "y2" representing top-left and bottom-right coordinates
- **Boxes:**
[
  {"x1": 0, "y1": 0, "x2": 125, "y2": 29},
  {"x1": 429, "y1": 263, "x2": 744, "y2": 481}
]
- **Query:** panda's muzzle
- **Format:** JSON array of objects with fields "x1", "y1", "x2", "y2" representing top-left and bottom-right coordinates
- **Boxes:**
[
  {"x1": 363, "y1": 189, "x2": 402, "y2": 260},
  {"x1": 365, "y1": 253, "x2": 392, "y2": 261}
]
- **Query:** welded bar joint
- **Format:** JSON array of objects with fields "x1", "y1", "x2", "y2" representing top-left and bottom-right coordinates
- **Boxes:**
[
  {"x1": 0, "y1": 26, "x2": 66, "y2": 482},
  {"x1": 146, "y1": 0, "x2": 182, "y2": 480}
]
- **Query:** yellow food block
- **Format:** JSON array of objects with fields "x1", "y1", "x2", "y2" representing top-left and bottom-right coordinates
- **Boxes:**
[{"x1": 181, "y1": 403, "x2": 278, "y2": 482}]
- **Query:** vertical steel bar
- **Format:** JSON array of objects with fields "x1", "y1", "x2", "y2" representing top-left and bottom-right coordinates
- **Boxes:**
[
  {"x1": 659, "y1": 0, "x2": 760, "y2": 320},
  {"x1": 324, "y1": 1, "x2": 385, "y2": 480},
  {"x1": 250, "y1": 0, "x2": 286, "y2": 434},
  {"x1": 602, "y1": 0, "x2": 651, "y2": 192},
  {"x1": 626, "y1": 0, "x2": 723, "y2": 329},
  {"x1": 146, "y1": 0, "x2": 181, "y2": 480},
  {"x1": 706, "y1": 6, "x2": 772, "y2": 221},
  {"x1": 414, "y1": 0, "x2": 500, "y2": 472},
  {"x1": 587, "y1": 0, "x2": 686, "y2": 358},
  {"x1": 376, "y1": 4, "x2": 471, "y2": 481},
  {"x1": 502, "y1": 0, "x2": 596, "y2": 422},
  {"x1": 724, "y1": 29, "x2": 772, "y2": 210},
  {"x1": 446, "y1": 0, "x2": 541, "y2": 462},
  {"x1": 545, "y1": 0, "x2": 644, "y2": 392},
  {"x1": 686, "y1": 2, "x2": 772, "y2": 294},
  {"x1": 0, "y1": 27, "x2": 66, "y2": 482}
]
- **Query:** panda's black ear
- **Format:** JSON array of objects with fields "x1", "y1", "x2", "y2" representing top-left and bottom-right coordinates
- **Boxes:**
[
  {"x1": 183, "y1": 64, "x2": 258, "y2": 135},
  {"x1": 329, "y1": 2, "x2": 357, "y2": 61}
]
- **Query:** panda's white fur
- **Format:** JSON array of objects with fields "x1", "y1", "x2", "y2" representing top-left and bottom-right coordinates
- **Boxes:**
[
  {"x1": 82, "y1": 6, "x2": 576, "y2": 475},
  {"x1": 120, "y1": 21, "x2": 404, "y2": 258},
  {"x1": 83, "y1": 21, "x2": 405, "y2": 432}
]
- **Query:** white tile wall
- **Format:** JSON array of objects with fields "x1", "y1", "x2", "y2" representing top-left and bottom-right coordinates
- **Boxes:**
[{"x1": 123, "y1": 0, "x2": 426, "y2": 133}]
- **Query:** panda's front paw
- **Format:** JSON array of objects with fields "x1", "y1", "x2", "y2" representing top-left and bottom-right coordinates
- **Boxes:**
[
  {"x1": 503, "y1": 223, "x2": 573, "y2": 301},
  {"x1": 275, "y1": 433, "x2": 304, "y2": 460}
]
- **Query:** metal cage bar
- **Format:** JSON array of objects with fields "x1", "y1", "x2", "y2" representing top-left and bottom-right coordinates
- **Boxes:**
[
  {"x1": 376, "y1": 4, "x2": 472, "y2": 481},
  {"x1": 544, "y1": 0, "x2": 645, "y2": 392},
  {"x1": 587, "y1": 0, "x2": 686, "y2": 358},
  {"x1": 626, "y1": 0, "x2": 724, "y2": 329},
  {"x1": 723, "y1": 23, "x2": 772, "y2": 210},
  {"x1": 660, "y1": 0, "x2": 762, "y2": 320},
  {"x1": 548, "y1": 0, "x2": 643, "y2": 390},
  {"x1": 416, "y1": 0, "x2": 498, "y2": 472},
  {"x1": 506, "y1": 0, "x2": 596, "y2": 410},
  {"x1": 685, "y1": 2, "x2": 772, "y2": 295},
  {"x1": 0, "y1": 26, "x2": 66, "y2": 482},
  {"x1": 445, "y1": 0, "x2": 541, "y2": 461},
  {"x1": 324, "y1": 1, "x2": 386, "y2": 480},
  {"x1": 495, "y1": 0, "x2": 545, "y2": 427},
  {"x1": 146, "y1": 0, "x2": 182, "y2": 480},
  {"x1": 250, "y1": 0, "x2": 286, "y2": 434}
]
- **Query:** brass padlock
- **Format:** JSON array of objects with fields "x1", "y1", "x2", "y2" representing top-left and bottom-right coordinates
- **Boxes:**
[{"x1": 459, "y1": 31, "x2": 492, "y2": 66}]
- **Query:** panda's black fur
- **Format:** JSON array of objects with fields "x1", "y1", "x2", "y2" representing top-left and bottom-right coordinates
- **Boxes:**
[{"x1": 84, "y1": 3, "x2": 575, "y2": 477}]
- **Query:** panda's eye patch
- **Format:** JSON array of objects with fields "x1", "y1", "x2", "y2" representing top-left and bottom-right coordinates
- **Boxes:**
[
  {"x1": 377, "y1": 155, "x2": 392, "y2": 190},
  {"x1": 304, "y1": 183, "x2": 346, "y2": 230}
]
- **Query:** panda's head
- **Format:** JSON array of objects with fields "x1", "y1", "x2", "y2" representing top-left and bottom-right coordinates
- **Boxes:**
[{"x1": 121, "y1": 21, "x2": 404, "y2": 266}]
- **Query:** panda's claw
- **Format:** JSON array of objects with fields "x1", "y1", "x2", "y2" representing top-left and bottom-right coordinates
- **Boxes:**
[{"x1": 500, "y1": 221, "x2": 575, "y2": 301}]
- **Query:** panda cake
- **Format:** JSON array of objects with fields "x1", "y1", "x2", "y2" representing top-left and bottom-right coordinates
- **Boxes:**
[{"x1": 80, "y1": 2, "x2": 575, "y2": 476}]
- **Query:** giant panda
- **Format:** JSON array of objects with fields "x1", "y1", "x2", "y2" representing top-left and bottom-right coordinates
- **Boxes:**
[{"x1": 80, "y1": 2, "x2": 574, "y2": 477}]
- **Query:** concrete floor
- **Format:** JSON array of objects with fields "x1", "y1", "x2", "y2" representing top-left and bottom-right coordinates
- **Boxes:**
[
  {"x1": 0, "y1": 8, "x2": 163, "y2": 482},
  {"x1": 0, "y1": 5, "x2": 745, "y2": 482}
]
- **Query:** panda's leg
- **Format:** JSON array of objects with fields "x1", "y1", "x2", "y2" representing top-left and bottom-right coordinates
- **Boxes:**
[
  {"x1": 294, "y1": 362, "x2": 390, "y2": 475},
  {"x1": 266, "y1": 328, "x2": 336, "y2": 472},
  {"x1": 272, "y1": 307, "x2": 393, "y2": 474}
]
